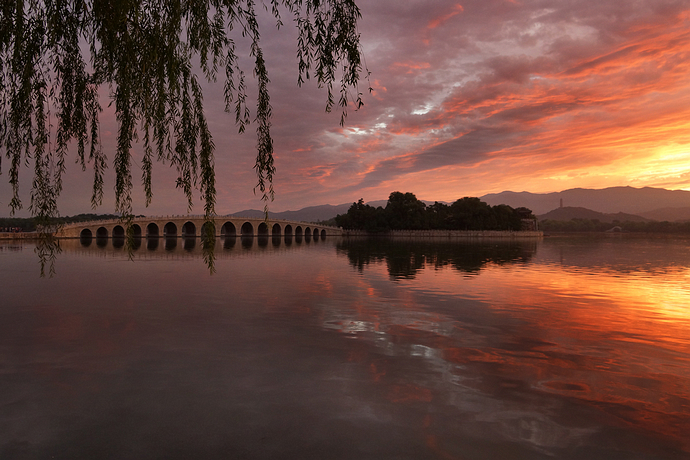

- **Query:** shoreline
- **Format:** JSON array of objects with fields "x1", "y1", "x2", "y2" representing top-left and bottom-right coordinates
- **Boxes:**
[
  {"x1": 341, "y1": 230, "x2": 543, "y2": 238},
  {"x1": 0, "y1": 232, "x2": 40, "y2": 240},
  {"x1": 8, "y1": 230, "x2": 690, "y2": 240}
]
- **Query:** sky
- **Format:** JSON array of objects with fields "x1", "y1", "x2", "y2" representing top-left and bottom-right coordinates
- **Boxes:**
[{"x1": 3, "y1": 0, "x2": 690, "y2": 217}]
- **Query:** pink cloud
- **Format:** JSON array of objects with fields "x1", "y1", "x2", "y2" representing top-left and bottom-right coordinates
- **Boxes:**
[
  {"x1": 6, "y1": 0, "x2": 690, "y2": 217},
  {"x1": 427, "y1": 4, "x2": 465, "y2": 30}
]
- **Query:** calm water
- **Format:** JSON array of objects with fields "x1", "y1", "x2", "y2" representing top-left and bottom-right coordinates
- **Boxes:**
[{"x1": 1, "y1": 235, "x2": 689, "y2": 459}]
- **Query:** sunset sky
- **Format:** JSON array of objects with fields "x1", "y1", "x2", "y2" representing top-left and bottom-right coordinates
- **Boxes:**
[{"x1": 3, "y1": 0, "x2": 690, "y2": 217}]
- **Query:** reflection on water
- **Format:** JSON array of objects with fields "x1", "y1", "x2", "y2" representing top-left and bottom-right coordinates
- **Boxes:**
[
  {"x1": 74, "y1": 233, "x2": 324, "y2": 256},
  {"x1": 1, "y1": 236, "x2": 689, "y2": 459},
  {"x1": 337, "y1": 238, "x2": 537, "y2": 278}
]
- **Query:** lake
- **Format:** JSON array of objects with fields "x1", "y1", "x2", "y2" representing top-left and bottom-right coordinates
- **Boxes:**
[{"x1": 1, "y1": 235, "x2": 689, "y2": 459}]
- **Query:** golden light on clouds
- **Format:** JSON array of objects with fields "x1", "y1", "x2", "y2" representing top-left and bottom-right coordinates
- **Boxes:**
[{"x1": 5, "y1": 0, "x2": 690, "y2": 215}]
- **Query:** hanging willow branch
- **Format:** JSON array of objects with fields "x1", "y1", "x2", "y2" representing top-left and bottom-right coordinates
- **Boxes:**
[{"x1": 0, "y1": 0, "x2": 365, "y2": 225}]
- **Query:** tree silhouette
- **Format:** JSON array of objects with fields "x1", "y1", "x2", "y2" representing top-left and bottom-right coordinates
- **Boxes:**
[
  {"x1": 385, "y1": 191, "x2": 426, "y2": 230},
  {"x1": 336, "y1": 192, "x2": 532, "y2": 232},
  {"x1": 0, "y1": 0, "x2": 367, "y2": 227}
]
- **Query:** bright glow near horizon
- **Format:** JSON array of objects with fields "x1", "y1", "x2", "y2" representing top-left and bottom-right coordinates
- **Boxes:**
[{"x1": 3, "y1": 0, "x2": 690, "y2": 216}]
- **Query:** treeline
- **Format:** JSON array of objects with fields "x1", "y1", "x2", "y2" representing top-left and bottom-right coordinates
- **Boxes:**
[
  {"x1": 541, "y1": 218, "x2": 690, "y2": 233},
  {"x1": 335, "y1": 192, "x2": 534, "y2": 232},
  {"x1": 0, "y1": 213, "x2": 140, "y2": 232},
  {"x1": 0, "y1": 217, "x2": 35, "y2": 232}
]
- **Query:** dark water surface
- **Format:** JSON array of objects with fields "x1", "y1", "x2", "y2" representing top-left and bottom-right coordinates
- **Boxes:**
[{"x1": 1, "y1": 236, "x2": 689, "y2": 459}]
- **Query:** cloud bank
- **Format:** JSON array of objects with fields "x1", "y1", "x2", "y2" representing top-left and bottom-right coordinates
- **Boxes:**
[{"x1": 3, "y1": 0, "x2": 690, "y2": 216}]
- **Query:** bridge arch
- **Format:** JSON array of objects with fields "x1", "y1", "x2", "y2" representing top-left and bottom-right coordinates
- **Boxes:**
[
  {"x1": 147, "y1": 223, "x2": 159, "y2": 237},
  {"x1": 57, "y1": 216, "x2": 341, "y2": 239},
  {"x1": 241, "y1": 222, "x2": 253, "y2": 236},
  {"x1": 164, "y1": 222, "x2": 177, "y2": 237},
  {"x1": 80, "y1": 228, "x2": 92, "y2": 238},
  {"x1": 201, "y1": 222, "x2": 215, "y2": 239},
  {"x1": 320, "y1": 229, "x2": 327, "y2": 238},
  {"x1": 113, "y1": 225, "x2": 126, "y2": 238},
  {"x1": 182, "y1": 221, "x2": 196, "y2": 237},
  {"x1": 221, "y1": 222, "x2": 236, "y2": 237}
]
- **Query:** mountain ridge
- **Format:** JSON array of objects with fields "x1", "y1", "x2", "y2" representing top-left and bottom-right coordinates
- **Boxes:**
[
  {"x1": 537, "y1": 207, "x2": 650, "y2": 223},
  {"x1": 228, "y1": 186, "x2": 690, "y2": 223},
  {"x1": 481, "y1": 186, "x2": 690, "y2": 215}
]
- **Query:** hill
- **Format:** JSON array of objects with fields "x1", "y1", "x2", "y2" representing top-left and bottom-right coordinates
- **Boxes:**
[
  {"x1": 228, "y1": 187, "x2": 690, "y2": 223},
  {"x1": 230, "y1": 200, "x2": 391, "y2": 223},
  {"x1": 638, "y1": 206, "x2": 690, "y2": 222},
  {"x1": 481, "y1": 186, "x2": 690, "y2": 215},
  {"x1": 227, "y1": 204, "x2": 349, "y2": 222},
  {"x1": 537, "y1": 207, "x2": 650, "y2": 223}
]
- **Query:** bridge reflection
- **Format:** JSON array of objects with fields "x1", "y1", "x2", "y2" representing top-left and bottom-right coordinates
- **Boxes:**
[{"x1": 79, "y1": 232, "x2": 327, "y2": 253}]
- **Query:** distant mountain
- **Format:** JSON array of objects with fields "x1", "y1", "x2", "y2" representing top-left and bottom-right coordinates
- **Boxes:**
[
  {"x1": 230, "y1": 200, "x2": 390, "y2": 223},
  {"x1": 638, "y1": 207, "x2": 690, "y2": 222},
  {"x1": 226, "y1": 187, "x2": 690, "y2": 223},
  {"x1": 228, "y1": 204, "x2": 350, "y2": 223},
  {"x1": 481, "y1": 186, "x2": 690, "y2": 215},
  {"x1": 537, "y1": 207, "x2": 650, "y2": 223}
]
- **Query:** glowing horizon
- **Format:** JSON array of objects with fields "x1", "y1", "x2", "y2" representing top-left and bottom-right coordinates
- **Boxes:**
[{"x1": 2, "y1": 0, "x2": 690, "y2": 217}]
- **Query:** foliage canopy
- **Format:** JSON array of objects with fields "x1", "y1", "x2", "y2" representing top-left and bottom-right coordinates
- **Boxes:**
[
  {"x1": 0, "y1": 0, "x2": 366, "y2": 226},
  {"x1": 335, "y1": 192, "x2": 535, "y2": 232}
]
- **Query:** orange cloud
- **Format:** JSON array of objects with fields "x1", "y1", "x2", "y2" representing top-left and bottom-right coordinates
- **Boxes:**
[
  {"x1": 390, "y1": 61, "x2": 432, "y2": 74},
  {"x1": 427, "y1": 4, "x2": 464, "y2": 30}
]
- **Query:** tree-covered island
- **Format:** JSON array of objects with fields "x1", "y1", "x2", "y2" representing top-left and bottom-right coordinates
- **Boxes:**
[{"x1": 335, "y1": 192, "x2": 536, "y2": 232}]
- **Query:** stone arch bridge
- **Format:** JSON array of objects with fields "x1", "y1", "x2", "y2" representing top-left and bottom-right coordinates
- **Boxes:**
[{"x1": 56, "y1": 215, "x2": 342, "y2": 239}]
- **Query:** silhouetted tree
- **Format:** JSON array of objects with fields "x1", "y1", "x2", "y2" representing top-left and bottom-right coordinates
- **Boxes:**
[
  {"x1": 449, "y1": 197, "x2": 493, "y2": 230},
  {"x1": 336, "y1": 192, "x2": 532, "y2": 233},
  {"x1": 1, "y1": 0, "x2": 367, "y2": 227},
  {"x1": 335, "y1": 198, "x2": 387, "y2": 232},
  {"x1": 492, "y1": 204, "x2": 522, "y2": 231},
  {"x1": 426, "y1": 201, "x2": 452, "y2": 229},
  {"x1": 385, "y1": 191, "x2": 426, "y2": 229}
]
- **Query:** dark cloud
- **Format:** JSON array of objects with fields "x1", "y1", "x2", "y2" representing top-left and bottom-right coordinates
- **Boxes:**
[
  {"x1": 348, "y1": 124, "x2": 526, "y2": 191},
  {"x1": 222, "y1": 0, "x2": 690, "y2": 207}
]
